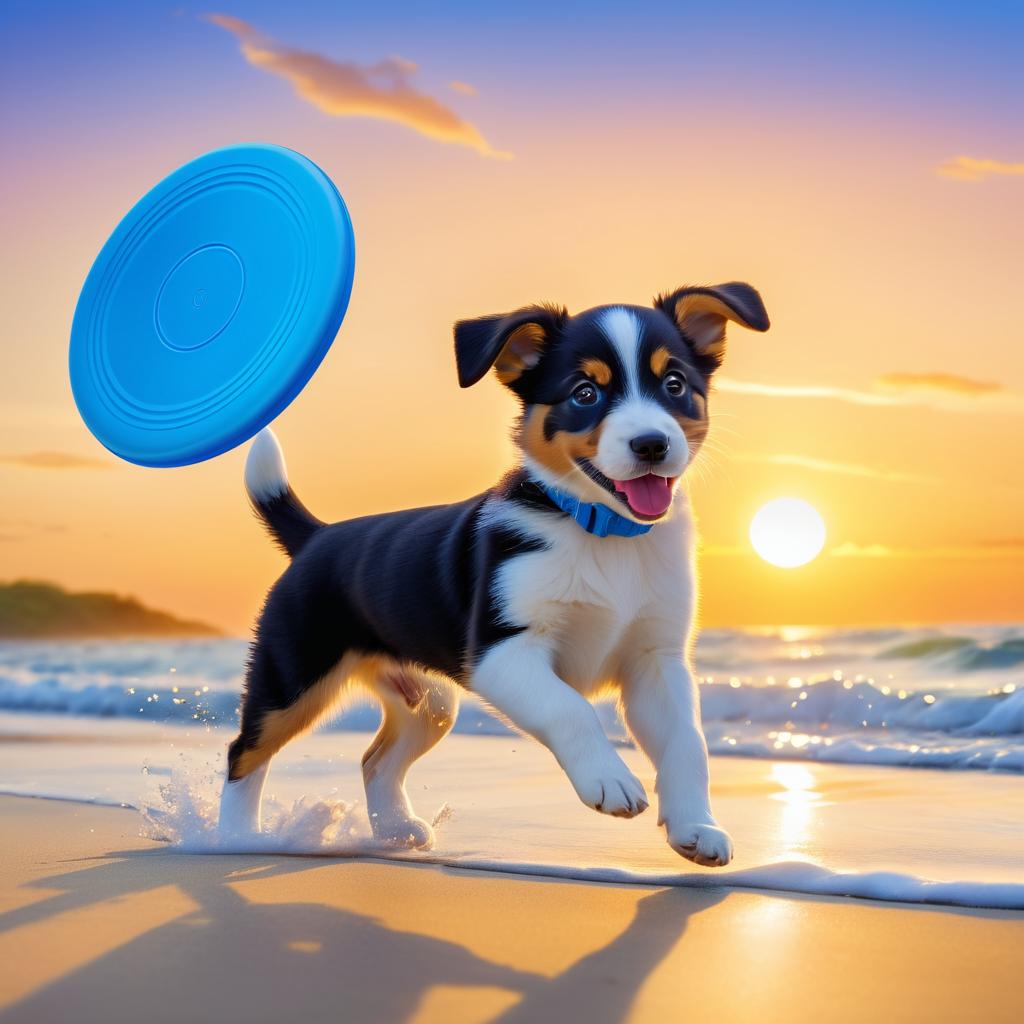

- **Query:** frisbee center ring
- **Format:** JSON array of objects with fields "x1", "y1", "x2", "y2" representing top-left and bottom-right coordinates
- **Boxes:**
[{"x1": 155, "y1": 245, "x2": 244, "y2": 352}]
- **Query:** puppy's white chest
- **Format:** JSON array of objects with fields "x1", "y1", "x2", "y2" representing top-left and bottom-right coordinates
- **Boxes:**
[{"x1": 491, "y1": 498, "x2": 695, "y2": 687}]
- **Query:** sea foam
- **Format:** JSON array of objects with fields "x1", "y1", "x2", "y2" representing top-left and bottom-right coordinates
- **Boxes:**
[{"x1": 138, "y1": 769, "x2": 1024, "y2": 911}]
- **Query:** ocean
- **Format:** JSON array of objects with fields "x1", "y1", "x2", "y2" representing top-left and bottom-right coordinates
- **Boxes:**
[
  {"x1": 1, "y1": 625, "x2": 1022, "y2": 910},
  {"x1": 1, "y1": 624, "x2": 1021, "y2": 772}
]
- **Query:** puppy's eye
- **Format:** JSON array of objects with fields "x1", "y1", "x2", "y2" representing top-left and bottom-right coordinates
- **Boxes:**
[
  {"x1": 571, "y1": 382, "x2": 601, "y2": 407},
  {"x1": 663, "y1": 371, "x2": 687, "y2": 397}
]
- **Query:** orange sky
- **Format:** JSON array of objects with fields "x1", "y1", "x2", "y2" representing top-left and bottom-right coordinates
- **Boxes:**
[{"x1": 1, "y1": 4, "x2": 1022, "y2": 634}]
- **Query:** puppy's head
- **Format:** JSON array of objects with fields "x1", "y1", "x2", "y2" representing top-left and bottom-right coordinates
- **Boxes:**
[{"x1": 455, "y1": 283, "x2": 769, "y2": 524}]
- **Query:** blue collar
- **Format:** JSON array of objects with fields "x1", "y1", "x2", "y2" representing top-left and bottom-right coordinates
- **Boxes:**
[{"x1": 536, "y1": 481, "x2": 653, "y2": 538}]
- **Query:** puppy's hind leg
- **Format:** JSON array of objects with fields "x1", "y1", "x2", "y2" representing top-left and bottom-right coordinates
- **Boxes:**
[
  {"x1": 220, "y1": 645, "x2": 355, "y2": 839},
  {"x1": 362, "y1": 669, "x2": 459, "y2": 849}
]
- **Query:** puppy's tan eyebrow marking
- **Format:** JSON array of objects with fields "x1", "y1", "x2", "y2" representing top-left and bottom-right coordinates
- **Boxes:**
[
  {"x1": 650, "y1": 345, "x2": 672, "y2": 377},
  {"x1": 581, "y1": 358, "x2": 612, "y2": 386}
]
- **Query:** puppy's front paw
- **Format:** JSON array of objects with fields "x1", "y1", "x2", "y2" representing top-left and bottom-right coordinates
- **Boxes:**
[
  {"x1": 567, "y1": 753, "x2": 649, "y2": 818},
  {"x1": 666, "y1": 822, "x2": 733, "y2": 867},
  {"x1": 370, "y1": 813, "x2": 435, "y2": 850}
]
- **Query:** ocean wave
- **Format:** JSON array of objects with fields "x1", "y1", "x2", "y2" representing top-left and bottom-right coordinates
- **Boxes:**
[
  {"x1": 699, "y1": 625, "x2": 1024, "y2": 677},
  {"x1": 1, "y1": 669, "x2": 1019, "y2": 734},
  {"x1": 700, "y1": 676, "x2": 1024, "y2": 735},
  {"x1": 880, "y1": 636, "x2": 1024, "y2": 671},
  {"x1": 695, "y1": 676, "x2": 1024, "y2": 772},
  {"x1": 1, "y1": 630, "x2": 1022, "y2": 772}
]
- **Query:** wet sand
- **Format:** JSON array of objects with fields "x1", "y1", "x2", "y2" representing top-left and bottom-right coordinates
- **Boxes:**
[{"x1": 0, "y1": 795, "x2": 1020, "y2": 1023}]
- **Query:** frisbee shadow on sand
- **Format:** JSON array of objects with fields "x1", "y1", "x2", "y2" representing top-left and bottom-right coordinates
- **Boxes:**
[{"x1": 0, "y1": 846, "x2": 727, "y2": 1023}]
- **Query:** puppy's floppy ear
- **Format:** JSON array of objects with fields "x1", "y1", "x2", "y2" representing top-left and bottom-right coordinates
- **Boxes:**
[
  {"x1": 655, "y1": 283, "x2": 769, "y2": 369},
  {"x1": 454, "y1": 304, "x2": 567, "y2": 389}
]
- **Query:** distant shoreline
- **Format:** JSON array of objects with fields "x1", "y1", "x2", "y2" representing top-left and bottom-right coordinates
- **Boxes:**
[{"x1": 0, "y1": 580, "x2": 220, "y2": 640}]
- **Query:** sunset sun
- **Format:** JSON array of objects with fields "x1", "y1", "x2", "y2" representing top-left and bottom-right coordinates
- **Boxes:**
[{"x1": 749, "y1": 498, "x2": 826, "y2": 568}]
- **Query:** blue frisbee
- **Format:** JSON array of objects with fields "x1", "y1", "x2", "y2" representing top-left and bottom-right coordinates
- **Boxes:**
[{"x1": 70, "y1": 144, "x2": 355, "y2": 467}]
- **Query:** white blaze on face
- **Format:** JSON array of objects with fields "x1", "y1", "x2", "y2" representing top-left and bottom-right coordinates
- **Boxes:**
[
  {"x1": 595, "y1": 307, "x2": 689, "y2": 483},
  {"x1": 599, "y1": 307, "x2": 643, "y2": 395}
]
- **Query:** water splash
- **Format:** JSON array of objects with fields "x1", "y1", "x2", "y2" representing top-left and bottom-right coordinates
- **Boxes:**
[{"x1": 140, "y1": 766, "x2": 451, "y2": 857}]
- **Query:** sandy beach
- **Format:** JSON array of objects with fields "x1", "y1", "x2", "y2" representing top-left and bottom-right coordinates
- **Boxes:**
[
  {"x1": 1, "y1": 652, "x2": 1022, "y2": 1021},
  {"x1": 0, "y1": 794, "x2": 1021, "y2": 1023},
  {"x1": 2, "y1": 714, "x2": 1022, "y2": 897}
]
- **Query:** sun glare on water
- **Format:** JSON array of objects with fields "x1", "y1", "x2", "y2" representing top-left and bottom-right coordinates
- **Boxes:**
[{"x1": 750, "y1": 498, "x2": 826, "y2": 568}]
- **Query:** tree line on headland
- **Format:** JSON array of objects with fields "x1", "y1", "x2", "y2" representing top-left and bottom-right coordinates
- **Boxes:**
[{"x1": 0, "y1": 580, "x2": 219, "y2": 639}]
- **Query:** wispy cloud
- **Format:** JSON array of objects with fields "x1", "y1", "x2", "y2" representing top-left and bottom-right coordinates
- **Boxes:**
[
  {"x1": 829, "y1": 543, "x2": 893, "y2": 558},
  {"x1": 205, "y1": 15, "x2": 509, "y2": 159},
  {"x1": 831, "y1": 541, "x2": 1024, "y2": 560},
  {"x1": 449, "y1": 80, "x2": 477, "y2": 96},
  {"x1": 731, "y1": 452, "x2": 935, "y2": 484},
  {"x1": 874, "y1": 372, "x2": 1001, "y2": 396},
  {"x1": 716, "y1": 377, "x2": 899, "y2": 407},
  {"x1": 702, "y1": 540, "x2": 1024, "y2": 560},
  {"x1": 717, "y1": 376, "x2": 1020, "y2": 412},
  {"x1": 936, "y1": 155, "x2": 1024, "y2": 182},
  {"x1": 0, "y1": 451, "x2": 115, "y2": 470}
]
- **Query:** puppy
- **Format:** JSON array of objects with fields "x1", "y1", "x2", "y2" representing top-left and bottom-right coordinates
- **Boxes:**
[{"x1": 220, "y1": 282, "x2": 769, "y2": 865}]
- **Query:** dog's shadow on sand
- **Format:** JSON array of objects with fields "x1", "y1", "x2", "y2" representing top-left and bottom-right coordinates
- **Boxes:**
[{"x1": 0, "y1": 843, "x2": 727, "y2": 1023}]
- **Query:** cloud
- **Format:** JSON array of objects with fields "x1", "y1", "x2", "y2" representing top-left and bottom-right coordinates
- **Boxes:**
[
  {"x1": 205, "y1": 15, "x2": 509, "y2": 159},
  {"x1": 716, "y1": 376, "x2": 1020, "y2": 413},
  {"x1": 830, "y1": 541, "x2": 1024, "y2": 560},
  {"x1": 449, "y1": 80, "x2": 477, "y2": 96},
  {"x1": 731, "y1": 452, "x2": 935, "y2": 484},
  {"x1": 702, "y1": 540, "x2": 1024, "y2": 560},
  {"x1": 874, "y1": 372, "x2": 1001, "y2": 396},
  {"x1": 0, "y1": 451, "x2": 115, "y2": 470},
  {"x1": 716, "y1": 377, "x2": 900, "y2": 407},
  {"x1": 936, "y1": 156, "x2": 1024, "y2": 182},
  {"x1": 829, "y1": 542, "x2": 893, "y2": 558}
]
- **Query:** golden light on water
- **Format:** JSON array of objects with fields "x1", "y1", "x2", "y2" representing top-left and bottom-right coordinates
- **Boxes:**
[
  {"x1": 764, "y1": 762, "x2": 818, "y2": 861},
  {"x1": 770, "y1": 762, "x2": 819, "y2": 800},
  {"x1": 750, "y1": 498, "x2": 827, "y2": 568}
]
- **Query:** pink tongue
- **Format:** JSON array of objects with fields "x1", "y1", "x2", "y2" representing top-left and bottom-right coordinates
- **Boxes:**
[{"x1": 614, "y1": 475, "x2": 673, "y2": 517}]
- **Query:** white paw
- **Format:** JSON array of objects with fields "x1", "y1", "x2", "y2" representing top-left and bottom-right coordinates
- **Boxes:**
[
  {"x1": 370, "y1": 813, "x2": 435, "y2": 850},
  {"x1": 666, "y1": 822, "x2": 733, "y2": 866},
  {"x1": 567, "y1": 752, "x2": 649, "y2": 818}
]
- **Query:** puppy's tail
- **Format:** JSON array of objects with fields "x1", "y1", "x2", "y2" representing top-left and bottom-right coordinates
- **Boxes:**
[{"x1": 245, "y1": 429, "x2": 324, "y2": 558}]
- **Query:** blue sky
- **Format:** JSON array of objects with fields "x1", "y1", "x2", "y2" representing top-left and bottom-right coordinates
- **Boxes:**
[
  {"x1": 1, "y1": 1, "x2": 1022, "y2": 628},
  {"x1": 4, "y1": 2, "x2": 1022, "y2": 143}
]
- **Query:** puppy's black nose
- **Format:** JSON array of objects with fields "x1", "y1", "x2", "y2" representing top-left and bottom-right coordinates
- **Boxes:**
[{"x1": 630, "y1": 433, "x2": 669, "y2": 463}]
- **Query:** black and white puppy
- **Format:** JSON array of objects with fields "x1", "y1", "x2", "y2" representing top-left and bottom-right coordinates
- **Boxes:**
[{"x1": 220, "y1": 282, "x2": 769, "y2": 866}]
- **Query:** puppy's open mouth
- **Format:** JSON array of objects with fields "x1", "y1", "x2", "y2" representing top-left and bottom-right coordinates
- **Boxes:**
[{"x1": 576, "y1": 459, "x2": 677, "y2": 520}]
